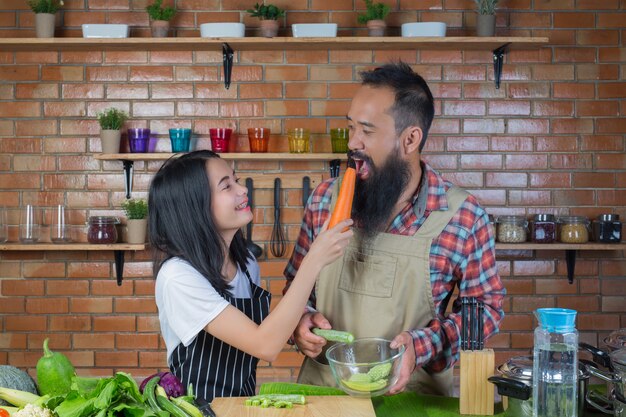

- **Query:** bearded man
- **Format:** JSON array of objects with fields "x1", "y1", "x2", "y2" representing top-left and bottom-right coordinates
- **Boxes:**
[{"x1": 283, "y1": 62, "x2": 505, "y2": 396}]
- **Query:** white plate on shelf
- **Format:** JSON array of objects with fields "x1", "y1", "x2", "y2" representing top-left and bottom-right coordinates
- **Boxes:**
[
  {"x1": 401, "y1": 22, "x2": 447, "y2": 37},
  {"x1": 82, "y1": 24, "x2": 129, "y2": 38},
  {"x1": 292, "y1": 23, "x2": 337, "y2": 38},
  {"x1": 200, "y1": 23, "x2": 246, "y2": 38}
]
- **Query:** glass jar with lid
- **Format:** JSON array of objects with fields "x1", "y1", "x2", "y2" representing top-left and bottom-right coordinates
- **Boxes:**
[
  {"x1": 558, "y1": 216, "x2": 590, "y2": 243},
  {"x1": 531, "y1": 214, "x2": 557, "y2": 243},
  {"x1": 496, "y1": 215, "x2": 528, "y2": 243},
  {"x1": 592, "y1": 214, "x2": 622, "y2": 243},
  {"x1": 87, "y1": 216, "x2": 119, "y2": 244}
]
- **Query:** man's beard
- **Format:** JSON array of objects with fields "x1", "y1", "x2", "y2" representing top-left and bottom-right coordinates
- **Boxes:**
[{"x1": 350, "y1": 148, "x2": 411, "y2": 238}]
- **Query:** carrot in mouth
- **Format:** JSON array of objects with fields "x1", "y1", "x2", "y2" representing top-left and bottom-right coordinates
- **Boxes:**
[{"x1": 328, "y1": 158, "x2": 356, "y2": 229}]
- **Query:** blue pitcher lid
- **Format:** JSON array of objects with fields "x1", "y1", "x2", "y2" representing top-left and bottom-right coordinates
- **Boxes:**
[{"x1": 535, "y1": 308, "x2": 577, "y2": 333}]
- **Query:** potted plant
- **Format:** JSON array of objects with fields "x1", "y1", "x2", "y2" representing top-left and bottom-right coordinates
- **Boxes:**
[
  {"x1": 27, "y1": 0, "x2": 63, "y2": 38},
  {"x1": 97, "y1": 108, "x2": 128, "y2": 154},
  {"x1": 146, "y1": 0, "x2": 176, "y2": 38},
  {"x1": 246, "y1": 2, "x2": 285, "y2": 38},
  {"x1": 357, "y1": 0, "x2": 390, "y2": 37},
  {"x1": 475, "y1": 0, "x2": 498, "y2": 37},
  {"x1": 121, "y1": 198, "x2": 148, "y2": 244}
]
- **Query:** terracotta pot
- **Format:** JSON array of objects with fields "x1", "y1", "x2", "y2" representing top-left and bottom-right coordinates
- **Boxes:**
[
  {"x1": 125, "y1": 218, "x2": 147, "y2": 244},
  {"x1": 366, "y1": 20, "x2": 386, "y2": 37},
  {"x1": 259, "y1": 19, "x2": 279, "y2": 38},
  {"x1": 100, "y1": 130, "x2": 122, "y2": 154},
  {"x1": 150, "y1": 20, "x2": 170, "y2": 37},
  {"x1": 476, "y1": 14, "x2": 496, "y2": 37},
  {"x1": 35, "y1": 13, "x2": 56, "y2": 38}
]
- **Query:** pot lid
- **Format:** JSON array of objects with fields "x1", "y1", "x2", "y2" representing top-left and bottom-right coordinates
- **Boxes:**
[
  {"x1": 497, "y1": 356, "x2": 533, "y2": 380},
  {"x1": 604, "y1": 328, "x2": 626, "y2": 351},
  {"x1": 610, "y1": 348, "x2": 626, "y2": 367},
  {"x1": 498, "y1": 355, "x2": 590, "y2": 380}
]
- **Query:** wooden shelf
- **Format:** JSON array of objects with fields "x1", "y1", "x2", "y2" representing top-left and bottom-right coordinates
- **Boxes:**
[
  {"x1": 0, "y1": 243, "x2": 147, "y2": 285},
  {"x1": 496, "y1": 243, "x2": 626, "y2": 251},
  {"x1": 94, "y1": 153, "x2": 348, "y2": 162},
  {"x1": 0, "y1": 243, "x2": 146, "y2": 251},
  {"x1": 495, "y1": 242, "x2": 625, "y2": 284},
  {"x1": 0, "y1": 36, "x2": 549, "y2": 53}
]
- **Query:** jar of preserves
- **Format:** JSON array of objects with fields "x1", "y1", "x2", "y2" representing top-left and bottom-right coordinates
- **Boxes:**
[
  {"x1": 496, "y1": 215, "x2": 528, "y2": 243},
  {"x1": 531, "y1": 214, "x2": 557, "y2": 243},
  {"x1": 592, "y1": 214, "x2": 622, "y2": 243},
  {"x1": 87, "y1": 216, "x2": 119, "y2": 244},
  {"x1": 558, "y1": 216, "x2": 590, "y2": 243}
]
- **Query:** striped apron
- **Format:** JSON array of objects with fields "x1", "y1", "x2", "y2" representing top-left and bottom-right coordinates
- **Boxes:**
[{"x1": 169, "y1": 271, "x2": 271, "y2": 402}]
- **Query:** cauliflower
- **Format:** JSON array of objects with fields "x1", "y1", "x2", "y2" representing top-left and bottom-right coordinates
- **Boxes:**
[{"x1": 14, "y1": 404, "x2": 54, "y2": 417}]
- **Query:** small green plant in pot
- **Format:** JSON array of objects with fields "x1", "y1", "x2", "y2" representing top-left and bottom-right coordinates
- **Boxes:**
[
  {"x1": 475, "y1": 0, "x2": 498, "y2": 36},
  {"x1": 146, "y1": 0, "x2": 177, "y2": 37},
  {"x1": 97, "y1": 108, "x2": 128, "y2": 154},
  {"x1": 121, "y1": 198, "x2": 148, "y2": 244},
  {"x1": 357, "y1": 0, "x2": 391, "y2": 37},
  {"x1": 28, "y1": 0, "x2": 64, "y2": 38},
  {"x1": 247, "y1": 2, "x2": 285, "y2": 38}
]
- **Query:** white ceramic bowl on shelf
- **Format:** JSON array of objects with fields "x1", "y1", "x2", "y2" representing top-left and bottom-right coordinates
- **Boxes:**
[
  {"x1": 200, "y1": 23, "x2": 246, "y2": 38},
  {"x1": 81, "y1": 24, "x2": 129, "y2": 38},
  {"x1": 292, "y1": 23, "x2": 337, "y2": 37},
  {"x1": 401, "y1": 22, "x2": 447, "y2": 37}
]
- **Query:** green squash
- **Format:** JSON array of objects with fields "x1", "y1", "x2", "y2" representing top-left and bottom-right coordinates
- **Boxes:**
[
  {"x1": 35, "y1": 338, "x2": 75, "y2": 396},
  {"x1": 0, "y1": 365, "x2": 38, "y2": 405}
]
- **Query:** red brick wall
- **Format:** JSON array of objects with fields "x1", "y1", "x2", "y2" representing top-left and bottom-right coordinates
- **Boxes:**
[{"x1": 1, "y1": 1, "x2": 625, "y2": 385}]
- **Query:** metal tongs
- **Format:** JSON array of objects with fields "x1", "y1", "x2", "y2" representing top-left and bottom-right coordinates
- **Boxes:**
[{"x1": 460, "y1": 297, "x2": 484, "y2": 351}]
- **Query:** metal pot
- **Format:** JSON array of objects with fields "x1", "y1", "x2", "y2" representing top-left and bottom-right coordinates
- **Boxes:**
[
  {"x1": 584, "y1": 348, "x2": 626, "y2": 416},
  {"x1": 489, "y1": 355, "x2": 591, "y2": 417}
]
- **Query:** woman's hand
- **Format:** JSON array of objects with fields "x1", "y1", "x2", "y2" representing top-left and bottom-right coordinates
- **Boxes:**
[{"x1": 305, "y1": 219, "x2": 353, "y2": 268}]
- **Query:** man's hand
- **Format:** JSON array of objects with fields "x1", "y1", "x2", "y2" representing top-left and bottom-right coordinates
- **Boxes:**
[
  {"x1": 388, "y1": 331, "x2": 416, "y2": 394},
  {"x1": 294, "y1": 312, "x2": 331, "y2": 358}
]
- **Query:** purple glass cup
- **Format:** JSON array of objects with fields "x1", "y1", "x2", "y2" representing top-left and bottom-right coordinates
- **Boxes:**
[{"x1": 128, "y1": 128, "x2": 150, "y2": 153}]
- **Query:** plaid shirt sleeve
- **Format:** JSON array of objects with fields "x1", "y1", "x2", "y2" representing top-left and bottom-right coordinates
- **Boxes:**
[
  {"x1": 283, "y1": 178, "x2": 336, "y2": 307},
  {"x1": 408, "y1": 195, "x2": 505, "y2": 373}
]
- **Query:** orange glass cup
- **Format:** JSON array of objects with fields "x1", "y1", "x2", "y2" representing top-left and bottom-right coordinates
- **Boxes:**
[{"x1": 247, "y1": 127, "x2": 270, "y2": 153}]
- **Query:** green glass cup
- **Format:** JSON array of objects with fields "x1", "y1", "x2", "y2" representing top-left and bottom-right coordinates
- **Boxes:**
[{"x1": 330, "y1": 128, "x2": 349, "y2": 153}]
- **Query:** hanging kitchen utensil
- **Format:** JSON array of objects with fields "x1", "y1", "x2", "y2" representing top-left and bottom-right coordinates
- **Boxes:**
[
  {"x1": 245, "y1": 178, "x2": 263, "y2": 259},
  {"x1": 330, "y1": 159, "x2": 341, "y2": 178},
  {"x1": 270, "y1": 178, "x2": 286, "y2": 257},
  {"x1": 302, "y1": 176, "x2": 311, "y2": 209}
]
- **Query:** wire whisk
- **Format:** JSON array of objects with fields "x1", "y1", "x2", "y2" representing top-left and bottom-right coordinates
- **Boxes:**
[{"x1": 270, "y1": 178, "x2": 286, "y2": 257}]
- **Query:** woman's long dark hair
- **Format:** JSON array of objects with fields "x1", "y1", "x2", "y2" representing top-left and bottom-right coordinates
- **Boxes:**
[{"x1": 148, "y1": 150, "x2": 251, "y2": 296}]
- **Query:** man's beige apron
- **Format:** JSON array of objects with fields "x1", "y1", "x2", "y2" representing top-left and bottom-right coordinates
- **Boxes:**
[{"x1": 297, "y1": 185, "x2": 469, "y2": 396}]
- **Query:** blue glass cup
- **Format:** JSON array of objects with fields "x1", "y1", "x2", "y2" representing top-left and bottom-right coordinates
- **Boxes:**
[
  {"x1": 169, "y1": 128, "x2": 192, "y2": 153},
  {"x1": 128, "y1": 128, "x2": 150, "y2": 153}
]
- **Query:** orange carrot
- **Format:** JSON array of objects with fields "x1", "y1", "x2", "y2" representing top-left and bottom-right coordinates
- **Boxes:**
[{"x1": 328, "y1": 159, "x2": 356, "y2": 229}]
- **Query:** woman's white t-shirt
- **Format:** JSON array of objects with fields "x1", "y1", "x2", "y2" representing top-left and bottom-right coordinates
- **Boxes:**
[{"x1": 155, "y1": 256, "x2": 261, "y2": 361}]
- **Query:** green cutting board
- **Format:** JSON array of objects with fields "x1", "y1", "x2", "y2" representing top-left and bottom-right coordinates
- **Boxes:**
[
  {"x1": 260, "y1": 383, "x2": 505, "y2": 417},
  {"x1": 372, "y1": 392, "x2": 505, "y2": 417}
]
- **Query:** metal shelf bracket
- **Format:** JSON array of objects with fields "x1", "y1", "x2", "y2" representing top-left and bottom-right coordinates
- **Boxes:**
[
  {"x1": 492, "y1": 43, "x2": 510, "y2": 89},
  {"x1": 114, "y1": 250, "x2": 125, "y2": 286},
  {"x1": 123, "y1": 160, "x2": 134, "y2": 199},
  {"x1": 565, "y1": 249, "x2": 576, "y2": 284},
  {"x1": 222, "y1": 43, "x2": 234, "y2": 89}
]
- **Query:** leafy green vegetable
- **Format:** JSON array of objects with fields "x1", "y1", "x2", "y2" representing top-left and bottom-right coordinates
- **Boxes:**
[{"x1": 46, "y1": 373, "x2": 156, "y2": 417}]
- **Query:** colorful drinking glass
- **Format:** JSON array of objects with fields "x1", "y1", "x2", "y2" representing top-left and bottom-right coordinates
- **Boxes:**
[
  {"x1": 288, "y1": 128, "x2": 310, "y2": 153},
  {"x1": 128, "y1": 128, "x2": 150, "y2": 153},
  {"x1": 169, "y1": 128, "x2": 192, "y2": 153},
  {"x1": 330, "y1": 128, "x2": 350, "y2": 153},
  {"x1": 247, "y1": 128, "x2": 270, "y2": 153},
  {"x1": 209, "y1": 128, "x2": 232, "y2": 153}
]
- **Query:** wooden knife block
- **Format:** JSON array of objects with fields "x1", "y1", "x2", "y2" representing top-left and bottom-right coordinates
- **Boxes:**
[{"x1": 459, "y1": 349, "x2": 495, "y2": 415}]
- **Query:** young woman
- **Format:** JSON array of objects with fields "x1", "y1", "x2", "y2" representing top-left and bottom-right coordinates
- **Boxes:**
[{"x1": 148, "y1": 150, "x2": 353, "y2": 402}]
